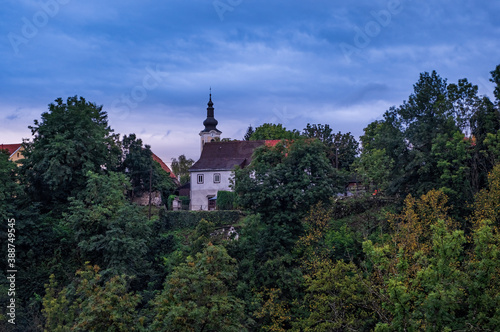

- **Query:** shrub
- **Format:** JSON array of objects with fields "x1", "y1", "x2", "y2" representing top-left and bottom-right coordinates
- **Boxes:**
[{"x1": 217, "y1": 191, "x2": 235, "y2": 210}]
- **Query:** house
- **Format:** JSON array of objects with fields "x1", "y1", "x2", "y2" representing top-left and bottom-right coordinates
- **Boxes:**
[
  {"x1": 189, "y1": 140, "x2": 269, "y2": 210},
  {"x1": 0, "y1": 143, "x2": 24, "y2": 164},
  {"x1": 188, "y1": 94, "x2": 279, "y2": 210}
]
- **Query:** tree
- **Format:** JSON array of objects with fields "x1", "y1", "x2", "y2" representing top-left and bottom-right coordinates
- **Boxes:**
[
  {"x1": 447, "y1": 78, "x2": 479, "y2": 135},
  {"x1": 121, "y1": 134, "x2": 153, "y2": 197},
  {"x1": 490, "y1": 64, "x2": 500, "y2": 103},
  {"x1": 398, "y1": 71, "x2": 458, "y2": 197},
  {"x1": 470, "y1": 97, "x2": 500, "y2": 191},
  {"x1": 244, "y1": 125, "x2": 254, "y2": 141},
  {"x1": 170, "y1": 154, "x2": 194, "y2": 185},
  {"x1": 358, "y1": 111, "x2": 407, "y2": 194},
  {"x1": 64, "y1": 171, "x2": 151, "y2": 277},
  {"x1": 299, "y1": 260, "x2": 380, "y2": 331},
  {"x1": 121, "y1": 134, "x2": 176, "y2": 202},
  {"x1": 249, "y1": 123, "x2": 301, "y2": 140},
  {"x1": 0, "y1": 150, "x2": 21, "y2": 221},
  {"x1": 151, "y1": 244, "x2": 246, "y2": 331},
  {"x1": 231, "y1": 139, "x2": 344, "y2": 327},
  {"x1": 302, "y1": 124, "x2": 358, "y2": 171},
  {"x1": 472, "y1": 163, "x2": 500, "y2": 229},
  {"x1": 234, "y1": 139, "x2": 344, "y2": 238},
  {"x1": 431, "y1": 131, "x2": 472, "y2": 206},
  {"x1": 42, "y1": 264, "x2": 142, "y2": 332},
  {"x1": 20, "y1": 96, "x2": 121, "y2": 211}
]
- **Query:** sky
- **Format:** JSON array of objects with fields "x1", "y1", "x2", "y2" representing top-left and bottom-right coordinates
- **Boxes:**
[{"x1": 1, "y1": 0, "x2": 499, "y2": 164}]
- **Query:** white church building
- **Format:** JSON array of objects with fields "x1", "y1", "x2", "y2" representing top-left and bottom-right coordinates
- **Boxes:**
[{"x1": 188, "y1": 94, "x2": 272, "y2": 210}]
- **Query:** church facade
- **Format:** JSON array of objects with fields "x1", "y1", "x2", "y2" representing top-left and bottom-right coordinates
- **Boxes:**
[{"x1": 189, "y1": 94, "x2": 270, "y2": 210}]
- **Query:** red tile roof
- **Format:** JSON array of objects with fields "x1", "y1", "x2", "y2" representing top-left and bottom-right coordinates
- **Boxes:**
[
  {"x1": 265, "y1": 140, "x2": 281, "y2": 147},
  {"x1": 152, "y1": 152, "x2": 178, "y2": 181},
  {"x1": 0, "y1": 144, "x2": 22, "y2": 158}
]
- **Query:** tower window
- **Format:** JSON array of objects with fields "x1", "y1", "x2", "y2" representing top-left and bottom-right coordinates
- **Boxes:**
[
  {"x1": 197, "y1": 174, "x2": 204, "y2": 184},
  {"x1": 213, "y1": 173, "x2": 221, "y2": 183}
]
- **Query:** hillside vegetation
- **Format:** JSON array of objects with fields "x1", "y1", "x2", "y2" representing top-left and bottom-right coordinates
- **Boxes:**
[{"x1": 1, "y1": 65, "x2": 500, "y2": 331}]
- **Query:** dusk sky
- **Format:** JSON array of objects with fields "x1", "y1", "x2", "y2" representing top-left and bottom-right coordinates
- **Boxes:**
[{"x1": 1, "y1": 0, "x2": 499, "y2": 164}]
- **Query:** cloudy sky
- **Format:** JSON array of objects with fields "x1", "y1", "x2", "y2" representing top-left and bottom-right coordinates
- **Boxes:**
[{"x1": 1, "y1": 0, "x2": 499, "y2": 163}]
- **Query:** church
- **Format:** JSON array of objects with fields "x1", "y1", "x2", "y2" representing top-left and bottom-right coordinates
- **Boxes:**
[{"x1": 188, "y1": 94, "x2": 277, "y2": 210}]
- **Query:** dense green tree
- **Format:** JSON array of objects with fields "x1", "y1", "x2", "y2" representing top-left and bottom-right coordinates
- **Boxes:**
[
  {"x1": 431, "y1": 131, "x2": 472, "y2": 206},
  {"x1": 20, "y1": 96, "x2": 121, "y2": 211},
  {"x1": 447, "y1": 78, "x2": 479, "y2": 134},
  {"x1": 299, "y1": 260, "x2": 380, "y2": 331},
  {"x1": 357, "y1": 110, "x2": 406, "y2": 194},
  {"x1": 243, "y1": 125, "x2": 255, "y2": 141},
  {"x1": 249, "y1": 123, "x2": 301, "y2": 140},
  {"x1": 398, "y1": 71, "x2": 458, "y2": 197},
  {"x1": 231, "y1": 140, "x2": 344, "y2": 328},
  {"x1": 235, "y1": 139, "x2": 344, "y2": 237},
  {"x1": 170, "y1": 154, "x2": 194, "y2": 185},
  {"x1": 464, "y1": 220, "x2": 500, "y2": 329},
  {"x1": 151, "y1": 244, "x2": 246, "y2": 331},
  {"x1": 42, "y1": 264, "x2": 142, "y2": 332},
  {"x1": 121, "y1": 134, "x2": 153, "y2": 197},
  {"x1": 470, "y1": 97, "x2": 500, "y2": 191},
  {"x1": 64, "y1": 171, "x2": 151, "y2": 277},
  {"x1": 121, "y1": 134, "x2": 175, "y2": 202},
  {"x1": 0, "y1": 150, "x2": 21, "y2": 221},
  {"x1": 302, "y1": 124, "x2": 358, "y2": 171},
  {"x1": 491, "y1": 64, "x2": 500, "y2": 103}
]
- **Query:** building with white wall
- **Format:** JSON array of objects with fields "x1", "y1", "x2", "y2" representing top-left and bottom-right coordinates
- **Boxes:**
[{"x1": 189, "y1": 94, "x2": 269, "y2": 210}]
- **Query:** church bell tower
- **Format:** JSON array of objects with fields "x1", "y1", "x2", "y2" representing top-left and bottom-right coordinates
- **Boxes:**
[{"x1": 199, "y1": 91, "x2": 222, "y2": 152}]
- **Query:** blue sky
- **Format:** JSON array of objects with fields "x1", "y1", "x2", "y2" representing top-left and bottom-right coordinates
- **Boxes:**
[{"x1": 1, "y1": 0, "x2": 499, "y2": 163}]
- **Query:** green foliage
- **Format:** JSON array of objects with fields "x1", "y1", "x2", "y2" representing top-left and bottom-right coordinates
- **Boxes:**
[
  {"x1": 299, "y1": 260, "x2": 379, "y2": 331},
  {"x1": 170, "y1": 154, "x2": 194, "y2": 185},
  {"x1": 249, "y1": 123, "x2": 301, "y2": 140},
  {"x1": 303, "y1": 124, "x2": 359, "y2": 171},
  {"x1": 20, "y1": 96, "x2": 121, "y2": 210},
  {"x1": 470, "y1": 97, "x2": 500, "y2": 190},
  {"x1": 235, "y1": 139, "x2": 344, "y2": 236},
  {"x1": 431, "y1": 130, "x2": 472, "y2": 206},
  {"x1": 151, "y1": 244, "x2": 246, "y2": 331},
  {"x1": 491, "y1": 64, "x2": 500, "y2": 102},
  {"x1": 42, "y1": 264, "x2": 142, "y2": 332},
  {"x1": 0, "y1": 150, "x2": 21, "y2": 221},
  {"x1": 244, "y1": 125, "x2": 254, "y2": 141},
  {"x1": 464, "y1": 220, "x2": 500, "y2": 329},
  {"x1": 217, "y1": 190, "x2": 236, "y2": 210},
  {"x1": 159, "y1": 209, "x2": 244, "y2": 230},
  {"x1": 64, "y1": 171, "x2": 151, "y2": 277},
  {"x1": 358, "y1": 113, "x2": 406, "y2": 195},
  {"x1": 121, "y1": 134, "x2": 176, "y2": 202},
  {"x1": 189, "y1": 218, "x2": 216, "y2": 255}
]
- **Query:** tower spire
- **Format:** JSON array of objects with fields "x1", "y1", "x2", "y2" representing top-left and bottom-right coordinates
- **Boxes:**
[
  {"x1": 203, "y1": 90, "x2": 218, "y2": 131},
  {"x1": 200, "y1": 90, "x2": 222, "y2": 152}
]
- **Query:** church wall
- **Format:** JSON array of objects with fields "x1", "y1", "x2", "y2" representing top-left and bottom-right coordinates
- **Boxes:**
[{"x1": 190, "y1": 170, "x2": 233, "y2": 210}]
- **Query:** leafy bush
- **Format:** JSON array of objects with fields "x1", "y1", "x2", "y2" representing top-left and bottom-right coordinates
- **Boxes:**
[{"x1": 217, "y1": 191, "x2": 235, "y2": 210}]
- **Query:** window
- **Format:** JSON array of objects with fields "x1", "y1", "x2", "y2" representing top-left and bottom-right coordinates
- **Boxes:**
[
  {"x1": 197, "y1": 174, "x2": 204, "y2": 184},
  {"x1": 213, "y1": 173, "x2": 221, "y2": 183}
]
